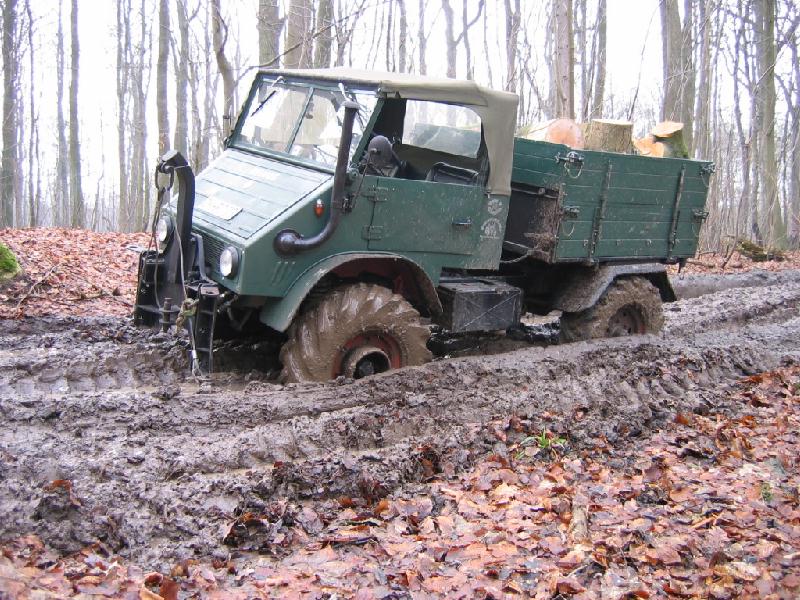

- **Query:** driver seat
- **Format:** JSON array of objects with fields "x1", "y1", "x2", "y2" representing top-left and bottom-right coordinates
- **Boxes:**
[{"x1": 364, "y1": 136, "x2": 401, "y2": 178}]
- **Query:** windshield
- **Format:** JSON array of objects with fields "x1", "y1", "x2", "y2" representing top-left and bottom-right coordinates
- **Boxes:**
[{"x1": 233, "y1": 78, "x2": 377, "y2": 168}]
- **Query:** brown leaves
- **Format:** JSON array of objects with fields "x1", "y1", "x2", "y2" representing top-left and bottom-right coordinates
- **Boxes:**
[
  {"x1": 2, "y1": 366, "x2": 800, "y2": 598},
  {"x1": 0, "y1": 228, "x2": 148, "y2": 319}
]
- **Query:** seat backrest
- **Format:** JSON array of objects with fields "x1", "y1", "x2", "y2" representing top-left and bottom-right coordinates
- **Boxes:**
[{"x1": 425, "y1": 162, "x2": 479, "y2": 185}]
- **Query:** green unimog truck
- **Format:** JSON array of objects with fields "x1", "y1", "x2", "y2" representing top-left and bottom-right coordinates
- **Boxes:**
[{"x1": 135, "y1": 68, "x2": 712, "y2": 382}]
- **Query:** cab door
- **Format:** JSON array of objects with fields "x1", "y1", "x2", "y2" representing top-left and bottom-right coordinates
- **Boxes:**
[
  {"x1": 359, "y1": 99, "x2": 490, "y2": 261},
  {"x1": 362, "y1": 175, "x2": 485, "y2": 257}
]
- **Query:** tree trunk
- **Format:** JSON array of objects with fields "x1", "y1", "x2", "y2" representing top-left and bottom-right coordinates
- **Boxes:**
[
  {"x1": 442, "y1": 0, "x2": 456, "y2": 78},
  {"x1": 551, "y1": 0, "x2": 574, "y2": 118},
  {"x1": 212, "y1": 0, "x2": 236, "y2": 138},
  {"x1": 1, "y1": 0, "x2": 19, "y2": 227},
  {"x1": 693, "y1": 0, "x2": 712, "y2": 160},
  {"x1": 591, "y1": 0, "x2": 606, "y2": 120},
  {"x1": 258, "y1": 0, "x2": 282, "y2": 67},
  {"x1": 754, "y1": 0, "x2": 784, "y2": 247},
  {"x1": 69, "y1": 0, "x2": 85, "y2": 228},
  {"x1": 788, "y1": 27, "x2": 800, "y2": 248},
  {"x1": 458, "y1": 0, "x2": 483, "y2": 80},
  {"x1": 285, "y1": 0, "x2": 312, "y2": 69},
  {"x1": 575, "y1": 0, "x2": 587, "y2": 119},
  {"x1": 156, "y1": 0, "x2": 170, "y2": 156},
  {"x1": 417, "y1": 0, "x2": 427, "y2": 75},
  {"x1": 397, "y1": 0, "x2": 407, "y2": 72},
  {"x1": 504, "y1": 0, "x2": 520, "y2": 92},
  {"x1": 56, "y1": 0, "x2": 70, "y2": 226},
  {"x1": 25, "y1": 0, "x2": 39, "y2": 227},
  {"x1": 313, "y1": 0, "x2": 333, "y2": 67},
  {"x1": 116, "y1": 0, "x2": 130, "y2": 231},
  {"x1": 173, "y1": 0, "x2": 190, "y2": 157},
  {"x1": 660, "y1": 0, "x2": 694, "y2": 152}
]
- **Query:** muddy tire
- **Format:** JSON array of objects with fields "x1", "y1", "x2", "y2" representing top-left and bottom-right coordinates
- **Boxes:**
[
  {"x1": 559, "y1": 276, "x2": 664, "y2": 343},
  {"x1": 280, "y1": 283, "x2": 432, "y2": 383}
]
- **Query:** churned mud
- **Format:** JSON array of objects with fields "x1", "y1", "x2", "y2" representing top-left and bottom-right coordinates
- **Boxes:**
[{"x1": 0, "y1": 271, "x2": 798, "y2": 570}]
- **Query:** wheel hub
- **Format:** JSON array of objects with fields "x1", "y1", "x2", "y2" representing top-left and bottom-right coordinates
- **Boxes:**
[
  {"x1": 342, "y1": 346, "x2": 391, "y2": 379},
  {"x1": 607, "y1": 305, "x2": 645, "y2": 337}
]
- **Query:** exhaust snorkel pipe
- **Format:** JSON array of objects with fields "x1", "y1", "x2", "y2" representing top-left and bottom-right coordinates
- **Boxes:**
[
  {"x1": 157, "y1": 150, "x2": 195, "y2": 283},
  {"x1": 274, "y1": 100, "x2": 359, "y2": 256}
]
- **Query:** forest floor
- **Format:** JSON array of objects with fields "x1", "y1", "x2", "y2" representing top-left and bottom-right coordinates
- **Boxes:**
[{"x1": 1, "y1": 227, "x2": 800, "y2": 598}]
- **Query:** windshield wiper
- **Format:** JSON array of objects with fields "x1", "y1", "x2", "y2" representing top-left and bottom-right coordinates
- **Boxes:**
[{"x1": 251, "y1": 76, "x2": 284, "y2": 116}]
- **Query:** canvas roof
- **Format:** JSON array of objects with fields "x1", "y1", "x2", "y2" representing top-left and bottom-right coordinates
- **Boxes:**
[{"x1": 261, "y1": 67, "x2": 520, "y2": 196}]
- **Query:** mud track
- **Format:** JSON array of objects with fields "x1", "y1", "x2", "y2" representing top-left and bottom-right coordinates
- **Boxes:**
[{"x1": 1, "y1": 271, "x2": 799, "y2": 570}]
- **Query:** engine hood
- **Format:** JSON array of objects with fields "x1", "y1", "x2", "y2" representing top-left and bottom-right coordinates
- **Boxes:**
[{"x1": 190, "y1": 149, "x2": 332, "y2": 240}]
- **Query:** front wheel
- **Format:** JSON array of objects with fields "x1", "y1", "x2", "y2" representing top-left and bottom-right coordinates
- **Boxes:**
[
  {"x1": 559, "y1": 276, "x2": 665, "y2": 343},
  {"x1": 280, "y1": 283, "x2": 432, "y2": 383}
]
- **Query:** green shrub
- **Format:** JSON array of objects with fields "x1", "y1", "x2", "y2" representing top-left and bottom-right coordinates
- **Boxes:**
[{"x1": 0, "y1": 242, "x2": 21, "y2": 281}]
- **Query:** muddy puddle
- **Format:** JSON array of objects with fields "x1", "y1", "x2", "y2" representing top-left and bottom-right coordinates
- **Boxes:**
[{"x1": 1, "y1": 271, "x2": 798, "y2": 569}]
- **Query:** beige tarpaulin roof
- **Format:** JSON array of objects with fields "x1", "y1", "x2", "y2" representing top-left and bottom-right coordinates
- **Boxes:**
[{"x1": 261, "y1": 67, "x2": 520, "y2": 196}]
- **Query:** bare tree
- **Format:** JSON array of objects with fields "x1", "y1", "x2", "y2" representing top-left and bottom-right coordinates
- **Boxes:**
[
  {"x1": 212, "y1": 0, "x2": 236, "y2": 138},
  {"x1": 418, "y1": 0, "x2": 428, "y2": 75},
  {"x1": 591, "y1": 0, "x2": 606, "y2": 120},
  {"x1": 116, "y1": 0, "x2": 131, "y2": 231},
  {"x1": 285, "y1": 0, "x2": 312, "y2": 69},
  {"x1": 504, "y1": 0, "x2": 520, "y2": 92},
  {"x1": 397, "y1": 0, "x2": 408, "y2": 72},
  {"x1": 156, "y1": 0, "x2": 170, "y2": 156},
  {"x1": 25, "y1": 0, "x2": 39, "y2": 226},
  {"x1": 258, "y1": 0, "x2": 283, "y2": 67},
  {"x1": 550, "y1": 0, "x2": 575, "y2": 118},
  {"x1": 173, "y1": 0, "x2": 191, "y2": 157},
  {"x1": 313, "y1": 0, "x2": 333, "y2": 68},
  {"x1": 693, "y1": 0, "x2": 714, "y2": 160},
  {"x1": 753, "y1": 0, "x2": 784, "y2": 247},
  {"x1": 68, "y1": 0, "x2": 85, "y2": 228},
  {"x1": 1, "y1": 0, "x2": 20, "y2": 226},
  {"x1": 660, "y1": 0, "x2": 694, "y2": 150}
]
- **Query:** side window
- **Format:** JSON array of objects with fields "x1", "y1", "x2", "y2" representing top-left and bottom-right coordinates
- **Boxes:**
[{"x1": 402, "y1": 101, "x2": 482, "y2": 158}]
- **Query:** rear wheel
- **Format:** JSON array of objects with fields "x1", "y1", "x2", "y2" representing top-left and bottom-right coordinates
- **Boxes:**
[
  {"x1": 559, "y1": 277, "x2": 664, "y2": 343},
  {"x1": 280, "y1": 283, "x2": 432, "y2": 383}
]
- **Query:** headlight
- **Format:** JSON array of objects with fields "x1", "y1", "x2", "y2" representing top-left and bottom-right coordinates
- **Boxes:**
[
  {"x1": 219, "y1": 246, "x2": 239, "y2": 277},
  {"x1": 156, "y1": 215, "x2": 172, "y2": 250}
]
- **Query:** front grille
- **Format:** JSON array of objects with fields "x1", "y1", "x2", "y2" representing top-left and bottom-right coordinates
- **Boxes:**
[{"x1": 201, "y1": 234, "x2": 224, "y2": 273}]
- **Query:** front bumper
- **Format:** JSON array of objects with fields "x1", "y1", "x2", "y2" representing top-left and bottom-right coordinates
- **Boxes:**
[{"x1": 133, "y1": 235, "x2": 225, "y2": 373}]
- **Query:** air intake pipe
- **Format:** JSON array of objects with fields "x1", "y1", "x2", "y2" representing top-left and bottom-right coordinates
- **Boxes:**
[
  {"x1": 274, "y1": 101, "x2": 359, "y2": 255},
  {"x1": 157, "y1": 150, "x2": 195, "y2": 284}
]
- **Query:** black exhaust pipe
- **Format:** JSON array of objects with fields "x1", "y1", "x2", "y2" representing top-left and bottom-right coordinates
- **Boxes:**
[
  {"x1": 274, "y1": 101, "x2": 359, "y2": 255},
  {"x1": 157, "y1": 150, "x2": 195, "y2": 283}
]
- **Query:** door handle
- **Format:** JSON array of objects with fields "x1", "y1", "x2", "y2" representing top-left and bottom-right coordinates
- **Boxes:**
[{"x1": 452, "y1": 218, "x2": 472, "y2": 229}]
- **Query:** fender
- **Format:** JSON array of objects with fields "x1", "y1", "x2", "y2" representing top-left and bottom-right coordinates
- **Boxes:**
[
  {"x1": 552, "y1": 263, "x2": 676, "y2": 313},
  {"x1": 258, "y1": 252, "x2": 442, "y2": 332}
]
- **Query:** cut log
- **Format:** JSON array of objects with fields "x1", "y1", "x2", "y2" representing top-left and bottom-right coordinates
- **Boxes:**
[
  {"x1": 652, "y1": 121, "x2": 688, "y2": 158},
  {"x1": 519, "y1": 118, "x2": 585, "y2": 149},
  {"x1": 633, "y1": 136, "x2": 666, "y2": 157},
  {"x1": 581, "y1": 119, "x2": 633, "y2": 153}
]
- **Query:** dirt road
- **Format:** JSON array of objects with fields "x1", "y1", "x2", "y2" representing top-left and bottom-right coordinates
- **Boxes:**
[{"x1": 1, "y1": 271, "x2": 798, "y2": 570}]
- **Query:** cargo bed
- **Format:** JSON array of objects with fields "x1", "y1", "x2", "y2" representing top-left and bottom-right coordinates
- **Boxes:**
[{"x1": 505, "y1": 138, "x2": 713, "y2": 264}]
